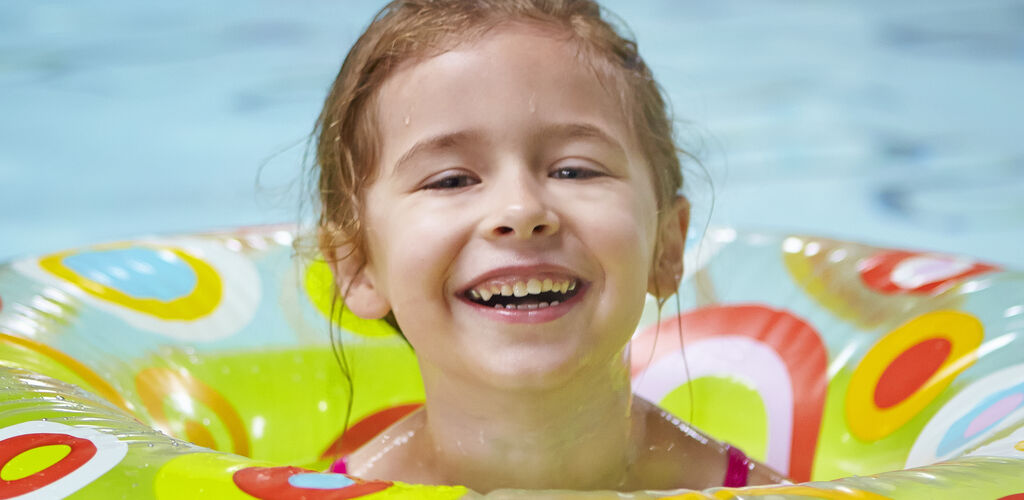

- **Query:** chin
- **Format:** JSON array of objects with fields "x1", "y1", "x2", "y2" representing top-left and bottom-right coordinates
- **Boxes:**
[{"x1": 466, "y1": 343, "x2": 616, "y2": 391}]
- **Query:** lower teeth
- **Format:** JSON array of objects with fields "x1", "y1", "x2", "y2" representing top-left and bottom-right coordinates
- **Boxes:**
[{"x1": 493, "y1": 301, "x2": 561, "y2": 311}]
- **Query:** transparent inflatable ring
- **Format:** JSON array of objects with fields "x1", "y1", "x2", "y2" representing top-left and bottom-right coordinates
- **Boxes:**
[{"x1": 1, "y1": 227, "x2": 1022, "y2": 499}]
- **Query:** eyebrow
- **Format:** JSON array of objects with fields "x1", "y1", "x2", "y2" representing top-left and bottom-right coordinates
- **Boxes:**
[
  {"x1": 393, "y1": 130, "x2": 482, "y2": 177},
  {"x1": 538, "y1": 122, "x2": 624, "y2": 154},
  {"x1": 391, "y1": 122, "x2": 624, "y2": 175},
  {"x1": 536, "y1": 121, "x2": 622, "y2": 158}
]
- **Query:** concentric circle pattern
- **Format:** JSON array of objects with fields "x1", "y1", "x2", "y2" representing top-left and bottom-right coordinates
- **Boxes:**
[
  {"x1": 846, "y1": 310, "x2": 984, "y2": 441},
  {"x1": 0, "y1": 227, "x2": 1022, "y2": 499},
  {"x1": 13, "y1": 238, "x2": 260, "y2": 342},
  {"x1": 907, "y1": 363, "x2": 1024, "y2": 467},
  {"x1": 0, "y1": 421, "x2": 127, "y2": 499},
  {"x1": 857, "y1": 250, "x2": 998, "y2": 295}
]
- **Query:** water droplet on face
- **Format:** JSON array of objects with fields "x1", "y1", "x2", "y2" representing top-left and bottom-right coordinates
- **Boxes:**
[
  {"x1": 404, "y1": 115, "x2": 411, "y2": 126},
  {"x1": 528, "y1": 92, "x2": 536, "y2": 113}
]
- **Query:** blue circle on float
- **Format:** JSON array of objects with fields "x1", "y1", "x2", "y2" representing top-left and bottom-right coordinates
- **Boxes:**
[
  {"x1": 287, "y1": 472, "x2": 356, "y2": 490},
  {"x1": 936, "y1": 381, "x2": 1024, "y2": 457},
  {"x1": 63, "y1": 247, "x2": 197, "y2": 301}
]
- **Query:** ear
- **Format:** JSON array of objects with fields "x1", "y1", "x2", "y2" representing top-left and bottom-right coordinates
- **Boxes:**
[
  {"x1": 648, "y1": 196, "x2": 691, "y2": 299},
  {"x1": 322, "y1": 238, "x2": 391, "y2": 320}
]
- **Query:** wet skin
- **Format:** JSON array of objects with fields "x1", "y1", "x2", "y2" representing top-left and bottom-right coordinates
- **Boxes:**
[{"x1": 331, "y1": 24, "x2": 782, "y2": 492}]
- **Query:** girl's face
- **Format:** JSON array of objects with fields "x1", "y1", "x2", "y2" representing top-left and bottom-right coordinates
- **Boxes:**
[{"x1": 344, "y1": 26, "x2": 669, "y2": 389}]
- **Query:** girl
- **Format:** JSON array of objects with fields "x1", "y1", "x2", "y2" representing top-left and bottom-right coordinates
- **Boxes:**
[{"x1": 314, "y1": 0, "x2": 784, "y2": 492}]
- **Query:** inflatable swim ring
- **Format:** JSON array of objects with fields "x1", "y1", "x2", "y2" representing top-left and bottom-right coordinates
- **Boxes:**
[{"x1": 1, "y1": 226, "x2": 1022, "y2": 499}]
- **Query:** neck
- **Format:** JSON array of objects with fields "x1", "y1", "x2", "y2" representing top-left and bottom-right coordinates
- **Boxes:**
[{"x1": 415, "y1": 351, "x2": 642, "y2": 492}]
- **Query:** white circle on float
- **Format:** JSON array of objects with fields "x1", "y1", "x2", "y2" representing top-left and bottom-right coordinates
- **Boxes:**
[
  {"x1": 890, "y1": 254, "x2": 974, "y2": 290},
  {"x1": 632, "y1": 336, "x2": 794, "y2": 474},
  {"x1": 0, "y1": 420, "x2": 128, "y2": 500},
  {"x1": 906, "y1": 363, "x2": 1024, "y2": 468}
]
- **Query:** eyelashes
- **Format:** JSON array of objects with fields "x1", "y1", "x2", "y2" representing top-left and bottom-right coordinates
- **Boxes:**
[
  {"x1": 420, "y1": 164, "x2": 606, "y2": 191},
  {"x1": 422, "y1": 172, "x2": 479, "y2": 190},
  {"x1": 549, "y1": 166, "x2": 604, "y2": 180}
]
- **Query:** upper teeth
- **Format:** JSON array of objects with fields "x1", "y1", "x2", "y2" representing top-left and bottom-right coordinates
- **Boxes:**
[{"x1": 468, "y1": 278, "x2": 577, "y2": 302}]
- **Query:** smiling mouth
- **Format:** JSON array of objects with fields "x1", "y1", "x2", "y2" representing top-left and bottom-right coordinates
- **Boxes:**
[{"x1": 463, "y1": 278, "x2": 581, "y2": 310}]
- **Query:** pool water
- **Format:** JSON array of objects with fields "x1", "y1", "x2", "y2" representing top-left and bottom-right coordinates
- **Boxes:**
[{"x1": 2, "y1": 0, "x2": 1022, "y2": 266}]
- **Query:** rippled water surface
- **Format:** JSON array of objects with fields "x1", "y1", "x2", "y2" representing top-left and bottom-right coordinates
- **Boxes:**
[{"x1": 2, "y1": 1, "x2": 1022, "y2": 266}]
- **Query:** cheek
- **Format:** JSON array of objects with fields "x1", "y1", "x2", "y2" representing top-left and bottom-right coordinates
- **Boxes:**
[
  {"x1": 368, "y1": 202, "x2": 466, "y2": 309},
  {"x1": 576, "y1": 188, "x2": 658, "y2": 307},
  {"x1": 593, "y1": 192, "x2": 658, "y2": 268}
]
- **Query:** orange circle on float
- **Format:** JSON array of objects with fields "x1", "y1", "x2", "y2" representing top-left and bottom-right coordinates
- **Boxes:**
[
  {"x1": 135, "y1": 368, "x2": 250, "y2": 456},
  {"x1": 846, "y1": 310, "x2": 983, "y2": 441},
  {"x1": 0, "y1": 332, "x2": 132, "y2": 413},
  {"x1": 0, "y1": 433, "x2": 97, "y2": 498}
]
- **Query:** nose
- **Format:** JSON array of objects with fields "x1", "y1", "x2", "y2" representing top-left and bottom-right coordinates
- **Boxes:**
[{"x1": 481, "y1": 177, "x2": 559, "y2": 240}]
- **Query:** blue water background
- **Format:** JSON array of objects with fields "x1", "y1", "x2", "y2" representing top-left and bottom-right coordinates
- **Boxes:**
[{"x1": 2, "y1": 1, "x2": 1023, "y2": 266}]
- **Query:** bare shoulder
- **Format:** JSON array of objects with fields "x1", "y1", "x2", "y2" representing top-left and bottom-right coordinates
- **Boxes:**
[
  {"x1": 631, "y1": 397, "x2": 787, "y2": 489},
  {"x1": 346, "y1": 408, "x2": 435, "y2": 483},
  {"x1": 746, "y1": 458, "x2": 789, "y2": 486}
]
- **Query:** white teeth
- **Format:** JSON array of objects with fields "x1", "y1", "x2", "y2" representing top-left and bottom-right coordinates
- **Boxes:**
[
  {"x1": 527, "y1": 279, "x2": 542, "y2": 294},
  {"x1": 513, "y1": 281, "x2": 528, "y2": 297},
  {"x1": 491, "y1": 301, "x2": 560, "y2": 311},
  {"x1": 470, "y1": 277, "x2": 579, "y2": 305}
]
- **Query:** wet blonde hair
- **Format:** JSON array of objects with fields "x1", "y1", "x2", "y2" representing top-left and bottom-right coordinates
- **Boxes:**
[{"x1": 314, "y1": 0, "x2": 684, "y2": 260}]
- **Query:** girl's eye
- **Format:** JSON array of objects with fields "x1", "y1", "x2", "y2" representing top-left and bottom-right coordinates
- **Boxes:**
[
  {"x1": 422, "y1": 173, "x2": 479, "y2": 190},
  {"x1": 550, "y1": 166, "x2": 603, "y2": 180}
]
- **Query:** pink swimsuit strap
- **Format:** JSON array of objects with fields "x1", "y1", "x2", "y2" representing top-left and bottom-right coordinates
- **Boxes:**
[
  {"x1": 329, "y1": 456, "x2": 347, "y2": 474},
  {"x1": 722, "y1": 445, "x2": 751, "y2": 487}
]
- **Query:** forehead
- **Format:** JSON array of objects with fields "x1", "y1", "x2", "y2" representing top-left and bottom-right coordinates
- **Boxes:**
[{"x1": 372, "y1": 25, "x2": 641, "y2": 173}]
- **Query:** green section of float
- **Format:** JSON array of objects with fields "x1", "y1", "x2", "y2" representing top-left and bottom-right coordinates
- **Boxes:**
[
  {"x1": 1, "y1": 444, "x2": 70, "y2": 480},
  {"x1": 660, "y1": 375, "x2": 769, "y2": 462},
  {"x1": 131, "y1": 344, "x2": 423, "y2": 467}
]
